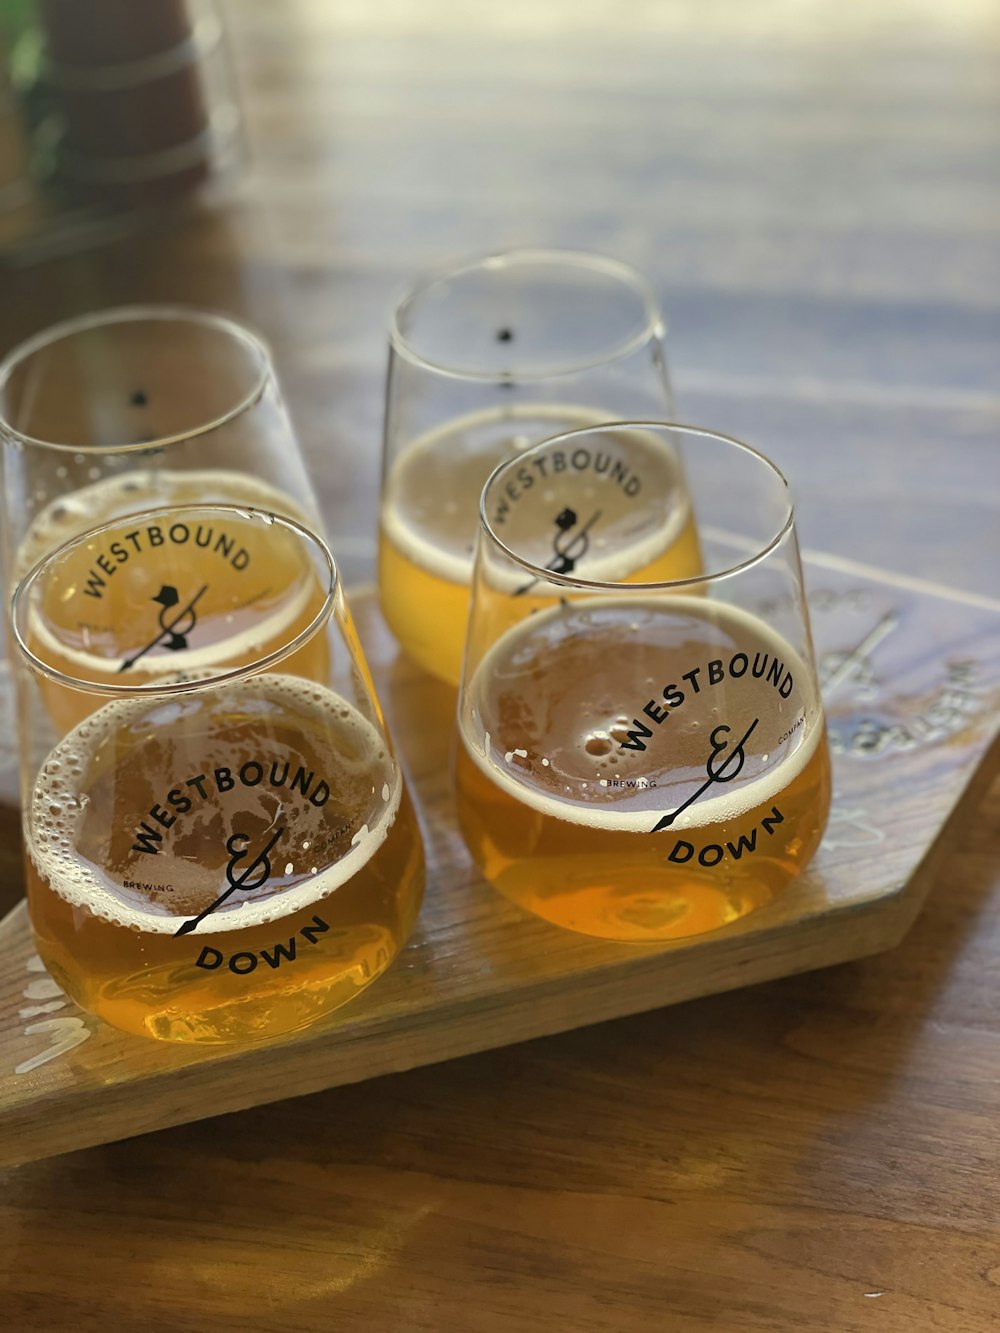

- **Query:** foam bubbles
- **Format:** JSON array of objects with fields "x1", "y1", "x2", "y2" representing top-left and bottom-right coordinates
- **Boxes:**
[
  {"x1": 27, "y1": 674, "x2": 402, "y2": 935},
  {"x1": 381, "y1": 408, "x2": 688, "y2": 587},
  {"x1": 14, "y1": 467, "x2": 310, "y2": 581},
  {"x1": 459, "y1": 595, "x2": 825, "y2": 834}
]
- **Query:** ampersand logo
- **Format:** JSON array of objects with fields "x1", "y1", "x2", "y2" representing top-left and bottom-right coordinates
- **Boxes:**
[
  {"x1": 119, "y1": 583, "x2": 208, "y2": 673},
  {"x1": 650, "y1": 718, "x2": 759, "y2": 833},
  {"x1": 514, "y1": 508, "x2": 602, "y2": 595},
  {"x1": 174, "y1": 825, "x2": 285, "y2": 936}
]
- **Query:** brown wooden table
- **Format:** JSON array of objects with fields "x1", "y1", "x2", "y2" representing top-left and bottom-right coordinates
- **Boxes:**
[{"x1": 2, "y1": 2, "x2": 999, "y2": 1329}]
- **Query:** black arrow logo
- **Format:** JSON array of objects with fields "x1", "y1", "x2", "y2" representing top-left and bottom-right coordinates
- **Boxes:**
[
  {"x1": 514, "y1": 508, "x2": 602, "y2": 596},
  {"x1": 119, "y1": 583, "x2": 208, "y2": 673},
  {"x1": 174, "y1": 826, "x2": 286, "y2": 937},
  {"x1": 650, "y1": 717, "x2": 760, "y2": 833}
]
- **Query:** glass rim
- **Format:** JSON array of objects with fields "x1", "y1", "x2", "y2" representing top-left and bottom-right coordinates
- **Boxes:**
[
  {"x1": 0, "y1": 305, "x2": 272, "y2": 455},
  {"x1": 11, "y1": 503, "x2": 339, "y2": 698},
  {"x1": 478, "y1": 421, "x2": 795, "y2": 591},
  {"x1": 388, "y1": 247, "x2": 663, "y2": 382}
]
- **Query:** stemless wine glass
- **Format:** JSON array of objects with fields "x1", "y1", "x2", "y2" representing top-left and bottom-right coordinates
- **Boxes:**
[
  {"x1": 379, "y1": 248, "x2": 699, "y2": 686},
  {"x1": 455, "y1": 424, "x2": 832, "y2": 943},
  {"x1": 0, "y1": 306, "x2": 320, "y2": 591},
  {"x1": 12, "y1": 504, "x2": 424, "y2": 1044}
]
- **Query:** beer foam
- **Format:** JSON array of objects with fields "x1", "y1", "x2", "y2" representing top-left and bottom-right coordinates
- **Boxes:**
[
  {"x1": 15, "y1": 467, "x2": 309, "y2": 581},
  {"x1": 380, "y1": 405, "x2": 688, "y2": 586},
  {"x1": 459, "y1": 596, "x2": 826, "y2": 834},
  {"x1": 27, "y1": 674, "x2": 401, "y2": 934}
]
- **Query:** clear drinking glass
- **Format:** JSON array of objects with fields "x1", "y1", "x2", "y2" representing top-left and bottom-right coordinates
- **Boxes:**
[
  {"x1": 12, "y1": 503, "x2": 424, "y2": 1044},
  {"x1": 379, "y1": 248, "x2": 698, "y2": 686},
  {"x1": 455, "y1": 424, "x2": 832, "y2": 942},
  {"x1": 0, "y1": 306, "x2": 319, "y2": 590}
]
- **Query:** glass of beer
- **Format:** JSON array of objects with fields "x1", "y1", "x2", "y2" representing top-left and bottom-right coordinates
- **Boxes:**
[
  {"x1": 0, "y1": 306, "x2": 319, "y2": 589},
  {"x1": 379, "y1": 249, "x2": 700, "y2": 686},
  {"x1": 455, "y1": 424, "x2": 832, "y2": 942},
  {"x1": 12, "y1": 503, "x2": 425, "y2": 1043}
]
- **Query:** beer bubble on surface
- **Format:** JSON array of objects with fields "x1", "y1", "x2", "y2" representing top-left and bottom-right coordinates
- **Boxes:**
[{"x1": 585, "y1": 732, "x2": 613, "y2": 757}]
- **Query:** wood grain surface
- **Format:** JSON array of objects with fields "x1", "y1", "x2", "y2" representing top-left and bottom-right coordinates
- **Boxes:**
[{"x1": 1, "y1": 1, "x2": 999, "y2": 1329}]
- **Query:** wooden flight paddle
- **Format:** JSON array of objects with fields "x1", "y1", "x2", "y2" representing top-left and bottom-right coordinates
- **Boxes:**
[{"x1": 0, "y1": 552, "x2": 997, "y2": 1168}]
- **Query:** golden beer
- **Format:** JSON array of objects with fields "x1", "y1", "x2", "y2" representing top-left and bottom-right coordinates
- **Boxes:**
[
  {"x1": 456, "y1": 596, "x2": 831, "y2": 941},
  {"x1": 17, "y1": 474, "x2": 328, "y2": 732},
  {"x1": 26, "y1": 673, "x2": 424, "y2": 1042},
  {"x1": 14, "y1": 466, "x2": 312, "y2": 579},
  {"x1": 379, "y1": 407, "x2": 702, "y2": 685}
]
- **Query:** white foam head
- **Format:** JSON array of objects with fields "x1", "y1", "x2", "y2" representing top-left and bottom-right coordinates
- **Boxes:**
[
  {"x1": 27, "y1": 674, "x2": 401, "y2": 934},
  {"x1": 15, "y1": 467, "x2": 308, "y2": 581},
  {"x1": 381, "y1": 406, "x2": 691, "y2": 587},
  {"x1": 460, "y1": 596, "x2": 825, "y2": 833}
]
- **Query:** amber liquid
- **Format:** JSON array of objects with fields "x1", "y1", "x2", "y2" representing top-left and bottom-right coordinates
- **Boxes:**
[
  {"x1": 14, "y1": 467, "x2": 312, "y2": 582},
  {"x1": 18, "y1": 471, "x2": 328, "y2": 734},
  {"x1": 26, "y1": 675, "x2": 424, "y2": 1043},
  {"x1": 379, "y1": 409, "x2": 702, "y2": 685},
  {"x1": 455, "y1": 597, "x2": 831, "y2": 941}
]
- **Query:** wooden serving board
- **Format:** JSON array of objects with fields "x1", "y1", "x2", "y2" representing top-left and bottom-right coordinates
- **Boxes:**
[{"x1": 0, "y1": 554, "x2": 997, "y2": 1169}]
